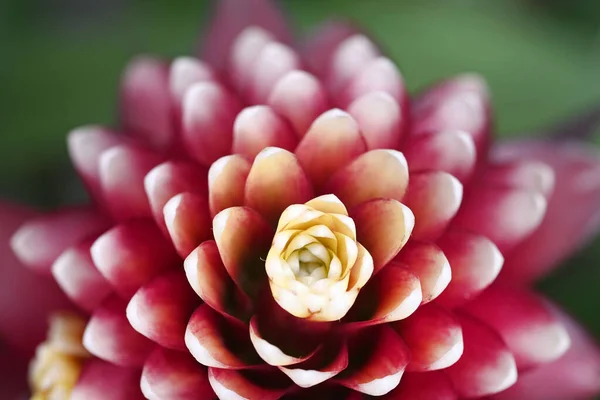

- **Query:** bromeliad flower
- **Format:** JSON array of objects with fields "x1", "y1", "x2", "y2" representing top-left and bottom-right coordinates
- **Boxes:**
[{"x1": 9, "y1": 0, "x2": 600, "y2": 399}]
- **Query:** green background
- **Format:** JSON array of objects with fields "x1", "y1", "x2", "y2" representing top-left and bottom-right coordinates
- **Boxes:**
[{"x1": 1, "y1": 0, "x2": 599, "y2": 339}]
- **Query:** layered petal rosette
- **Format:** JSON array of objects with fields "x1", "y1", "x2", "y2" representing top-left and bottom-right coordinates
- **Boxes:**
[{"x1": 10, "y1": 0, "x2": 600, "y2": 399}]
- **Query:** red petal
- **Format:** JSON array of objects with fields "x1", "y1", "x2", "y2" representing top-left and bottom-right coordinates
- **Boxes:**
[
  {"x1": 52, "y1": 240, "x2": 112, "y2": 312},
  {"x1": 91, "y1": 220, "x2": 179, "y2": 298},
  {"x1": 347, "y1": 92, "x2": 404, "y2": 150},
  {"x1": 352, "y1": 199, "x2": 414, "y2": 273},
  {"x1": 302, "y1": 21, "x2": 357, "y2": 77},
  {"x1": 403, "y1": 171, "x2": 463, "y2": 242},
  {"x1": 208, "y1": 155, "x2": 251, "y2": 217},
  {"x1": 245, "y1": 148, "x2": 313, "y2": 225},
  {"x1": 99, "y1": 144, "x2": 164, "y2": 221},
  {"x1": 444, "y1": 314, "x2": 517, "y2": 397},
  {"x1": 184, "y1": 241, "x2": 252, "y2": 321},
  {"x1": 403, "y1": 130, "x2": 476, "y2": 183},
  {"x1": 326, "y1": 149, "x2": 409, "y2": 208},
  {"x1": 185, "y1": 304, "x2": 260, "y2": 369},
  {"x1": 394, "y1": 241, "x2": 451, "y2": 303},
  {"x1": 337, "y1": 325, "x2": 409, "y2": 396},
  {"x1": 127, "y1": 270, "x2": 200, "y2": 350},
  {"x1": 385, "y1": 371, "x2": 457, "y2": 400},
  {"x1": 83, "y1": 296, "x2": 154, "y2": 366},
  {"x1": 120, "y1": 56, "x2": 172, "y2": 151},
  {"x1": 233, "y1": 106, "x2": 297, "y2": 158},
  {"x1": 267, "y1": 70, "x2": 330, "y2": 137},
  {"x1": 163, "y1": 193, "x2": 212, "y2": 257},
  {"x1": 208, "y1": 368, "x2": 289, "y2": 400},
  {"x1": 182, "y1": 81, "x2": 241, "y2": 165},
  {"x1": 393, "y1": 304, "x2": 463, "y2": 372},
  {"x1": 141, "y1": 347, "x2": 215, "y2": 400},
  {"x1": 72, "y1": 360, "x2": 144, "y2": 400},
  {"x1": 213, "y1": 206, "x2": 273, "y2": 297},
  {"x1": 435, "y1": 230, "x2": 504, "y2": 308},
  {"x1": 11, "y1": 206, "x2": 110, "y2": 274},
  {"x1": 463, "y1": 285, "x2": 570, "y2": 369},
  {"x1": 296, "y1": 109, "x2": 366, "y2": 190}
]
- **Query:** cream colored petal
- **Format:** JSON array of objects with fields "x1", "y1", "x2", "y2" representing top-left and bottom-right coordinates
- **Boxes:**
[
  {"x1": 270, "y1": 284, "x2": 310, "y2": 319},
  {"x1": 305, "y1": 194, "x2": 348, "y2": 216},
  {"x1": 330, "y1": 213, "x2": 356, "y2": 240},
  {"x1": 272, "y1": 229, "x2": 302, "y2": 253},
  {"x1": 265, "y1": 249, "x2": 295, "y2": 286},
  {"x1": 284, "y1": 234, "x2": 320, "y2": 258},
  {"x1": 334, "y1": 233, "x2": 358, "y2": 275},
  {"x1": 348, "y1": 243, "x2": 374, "y2": 291},
  {"x1": 303, "y1": 224, "x2": 338, "y2": 250},
  {"x1": 276, "y1": 204, "x2": 311, "y2": 233},
  {"x1": 305, "y1": 242, "x2": 331, "y2": 265}
]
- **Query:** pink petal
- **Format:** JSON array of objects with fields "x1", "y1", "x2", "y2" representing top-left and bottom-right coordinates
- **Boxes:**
[
  {"x1": 72, "y1": 360, "x2": 144, "y2": 400},
  {"x1": 182, "y1": 81, "x2": 241, "y2": 166},
  {"x1": 127, "y1": 270, "x2": 200, "y2": 350},
  {"x1": 141, "y1": 347, "x2": 215, "y2": 400},
  {"x1": 267, "y1": 70, "x2": 330, "y2": 137},
  {"x1": 208, "y1": 155, "x2": 251, "y2": 217},
  {"x1": 337, "y1": 325, "x2": 409, "y2": 396},
  {"x1": 163, "y1": 193, "x2": 212, "y2": 257},
  {"x1": 169, "y1": 56, "x2": 216, "y2": 105},
  {"x1": 326, "y1": 149, "x2": 409, "y2": 208},
  {"x1": 184, "y1": 241, "x2": 252, "y2": 322},
  {"x1": 326, "y1": 34, "x2": 379, "y2": 96},
  {"x1": 393, "y1": 304, "x2": 463, "y2": 372},
  {"x1": 91, "y1": 220, "x2": 179, "y2": 298},
  {"x1": 344, "y1": 264, "x2": 422, "y2": 328},
  {"x1": 245, "y1": 147, "x2": 313, "y2": 225},
  {"x1": 99, "y1": 144, "x2": 164, "y2": 221},
  {"x1": 481, "y1": 160, "x2": 555, "y2": 198},
  {"x1": 403, "y1": 130, "x2": 476, "y2": 183},
  {"x1": 302, "y1": 21, "x2": 358, "y2": 77},
  {"x1": 229, "y1": 26, "x2": 275, "y2": 91},
  {"x1": 279, "y1": 340, "x2": 348, "y2": 388},
  {"x1": 403, "y1": 171, "x2": 463, "y2": 242},
  {"x1": 186, "y1": 304, "x2": 260, "y2": 369},
  {"x1": 347, "y1": 91, "x2": 404, "y2": 150},
  {"x1": 144, "y1": 161, "x2": 208, "y2": 233},
  {"x1": 385, "y1": 371, "x2": 457, "y2": 400},
  {"x1": 11, "y1": 206, "x2": 110, "y2": 274},
  {"x1": 83, "y1": 295, "x2": 154, "y2": 366},
  {"x1": 492, "y1": 141, "x2": 600, "y2": 283},
  {"x1": 212, "y1": 206, "x2": 273, "y2": 297},
  {"x1": 341, "y1": 57, "x2": 406, "y2": 107},
  {"x1": 201, "y1": 0, "x2": 291, "y2": 71},
  {"x1": 52, "y1": 239, "x2": 112, "y2": 312},
  {"x1": 208, "y1": 368, "x2": 289, "y2": 400},
  {"x1": 295, "y1": 109, "x2": 367, "y2": 190},
  {"x1": 352, "y1": 199, "x2": 415, "y2": 273},
  {"x1": 233, "y1": 106, "x2": 297, "y2": 159},
  {"x1": 120, "y1": 56, "x2": 172, "y2": 151},
  {"x1": 394, "y1": 241, "x2": 451, "y2": 303},
  {"x1": 435, "y1": 230, "x2": 504, "y2": 308},
  {"x1": 444, "y1": 314, "x2": 518, "y2": 397},
  {"x1": 462, "y1": 285, "x2": 570, "y2": 369}
]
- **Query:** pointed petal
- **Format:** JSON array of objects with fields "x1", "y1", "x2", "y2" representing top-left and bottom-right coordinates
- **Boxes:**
[
  {"x1": 144, "y1": 161, "x2": 208, "y2": 232},
  {"x1": 247, "y1": 42, "x2": 301, "y2": 103},
  {"x1": 208, "y1": 155, "x2": 251, "y2": 217},
  {"x1": 141, "y1": 347, "x2": 215, "y2": 400},
  {"x1": 337, "y1": 325, "x2": 409, "y2": 396},
  {"x1": 120, "y1": 56, "x2": 172, "y2": 150},
  {"x1": 296, "y1": 109, "x2": 366, "y2": 190},
  {"x1": 394, "y1": 241, "x2": 451, "y2": 303},
  {"x1": 208, "y1": 368, "x2": 289, "y2": 400},
  {"x1": 99, "y1": 144, "x2": 164, "y2": 220},
  {"x1": 344, "y1": 264, "x2": 421, "y2": 328},
  {"x1": 347, "y1": 91, "x2": 404, "y2": 150},
  {"x1": 71, "y1": 360, "x2": 144, "y2": 400},
  {"x1": 52, "y1": 240, "x2": 112, "y2": 312},
  {"x1": 91, "y1": 220, "x2": 179, "y2": 297},
  {"x1": 163, "y1": 193, "x2": 212, "y2": 257},
  {"x1": 186, "y1": 304, "x2": 260, "y2": 369},
  {"x1": 182, "y1": 81, "x2": 241, "y2": 165},
  {"x1": 279, "y1": 340, "x2": 348, "y2": 388},
  {"x1": 83, "y1": 296, "x2": 154, "y2": 366},
  {"x1": 435, "y1": 230, "x2": 504, "y2": 308},
  {"x1": 403, "y1": 171, "x2": 463, "y2": 241},
  {"x1": 403, "y1": 130, "x2": 476, "y2": 183},
  {"x1": 233, "y1": 106, "x2": 297, "y2": 158},
  {"x1": 11, "y1": 206, "x2": 110, "y2": 274},
  {"x1": 326, "y1": 149, "x2": 409, "y2": 208},
  {"x1": 245, "y1": 148, "x2": 313, "y2": 224},
  {"x1": 463, "y1": 286, "x2": 570, "y2": 369},
  {"x1": 351, "y1": 199, "x2": 414, "y2": 273},
  {"x1": 384, "y1": 371, "x2": 458, "y2": 400},
  {"x1": 393, "y1": 304, "x2": 463, "y2": 372},
  {"x1": 444, "y1": 314, "x2": 518, "y2": 398},
  {"x1": 267, "y1": 70, "x2": 329, "y2": 136},
  {"x1": 127, "y1": 270, "x2": 200, "y2": 350},
  {"x1": 184, "y1": 241, "x2": 252, "y2": 322},
  {"x1": 213, "y1": 207, "x2": 273, "y2": 297}
]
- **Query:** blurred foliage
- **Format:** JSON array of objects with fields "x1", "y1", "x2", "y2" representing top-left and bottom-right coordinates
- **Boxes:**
[{"x1": 0, "y1": 0, "x2": 599, "y2": 337}]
